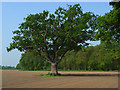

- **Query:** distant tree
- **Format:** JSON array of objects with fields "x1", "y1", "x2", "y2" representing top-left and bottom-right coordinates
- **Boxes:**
[
  {"x1": 18, "y1": 51, "x2": 50, "y2": 70},
  {"x1": 7, "y1": 4, "x2": 96, "y2": 75},
  {"x1": 0, "y1": 65, "x2": 2, "y2": 69},
  {"x1": 88, "y1": 44, "x2": 119, "y2": 71},
  {"x1": 2, "y1": 66, "x2": 16, "y2": 70}
]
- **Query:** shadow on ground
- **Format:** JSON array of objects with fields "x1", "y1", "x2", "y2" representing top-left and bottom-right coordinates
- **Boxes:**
[{"x1": 61, "y1": 74, "x2": 119, "y2": 76}]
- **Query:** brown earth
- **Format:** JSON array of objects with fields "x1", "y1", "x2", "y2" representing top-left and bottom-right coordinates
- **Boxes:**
[{"x1": 2, "y1": 70, "x2": 119, "y2": 88}]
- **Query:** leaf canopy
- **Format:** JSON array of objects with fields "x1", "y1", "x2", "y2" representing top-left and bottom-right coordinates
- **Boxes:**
[
  {"x1": 7, "y1": 4, "x2": 97, "y2": 63},
  {"x1": 96, "y1": 2, "x2": 120, "y2": 46}
]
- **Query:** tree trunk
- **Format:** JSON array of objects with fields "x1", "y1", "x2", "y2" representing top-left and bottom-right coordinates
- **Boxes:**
[{"x1": 50, "y1": 63, "x2": 58, "y2": 75}]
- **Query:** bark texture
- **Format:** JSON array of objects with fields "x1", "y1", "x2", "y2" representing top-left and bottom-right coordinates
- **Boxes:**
[{"x1": 50, "y1": 63, "x2": 58, "y2": 75}]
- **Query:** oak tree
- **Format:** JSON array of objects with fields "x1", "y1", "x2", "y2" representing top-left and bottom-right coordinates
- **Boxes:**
[{"x1": 7, "y1": 4, "x2": 96, "y2": 75}]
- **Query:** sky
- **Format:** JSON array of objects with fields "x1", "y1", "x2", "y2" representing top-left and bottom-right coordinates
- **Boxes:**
[{"x1": 1, "y1": 2, "x2": 113, "y2": 67}]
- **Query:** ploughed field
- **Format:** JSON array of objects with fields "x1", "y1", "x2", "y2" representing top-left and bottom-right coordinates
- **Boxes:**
[{"x1": 2, "y1": 70, "x2": 118, "y2": 88}]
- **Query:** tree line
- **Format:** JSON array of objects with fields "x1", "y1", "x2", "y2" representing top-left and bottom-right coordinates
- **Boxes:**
[
  {"x1": 1, "y1": 65, "x2": 16, "y2": 70},
  {"x1": 16, "y1": 42, "x2": 120, "y2": 71}
]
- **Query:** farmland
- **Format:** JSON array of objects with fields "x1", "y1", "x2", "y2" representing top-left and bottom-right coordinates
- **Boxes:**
[{"x1": 2, "y1": 70, "x2": 118, "y2": 88}]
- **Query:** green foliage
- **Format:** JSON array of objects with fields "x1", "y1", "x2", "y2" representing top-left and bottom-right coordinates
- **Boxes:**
[
  {"x1": 94, "y1": 2, "x2": 120, "y2": 71},
  {"x1": 19, "y1": 51, "x2": 50, "y2": 71},
  {"x1": 1, "y1": 66, "x2": 16, "y2": 70},
  {"x1": 7, "y1": 4, "x2": 97, "y2": 66},
  {"x1": 60, "y1": 44, "x2": 119, "y2": 71},
  {"x1": 88, "y1": 44, "x2": 119, "y2": 71},
  {"x1": 96, "y1": 1, "x2": 120, "y2": 46},
  {"x1": 17, "y1": 44, "x2": 119, "y2": 71},
  {"x1": 16, "y1": 64, "x2": 21, "y2": 69}
]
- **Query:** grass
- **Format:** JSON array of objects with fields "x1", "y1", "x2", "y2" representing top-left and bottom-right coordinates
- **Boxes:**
[
  {"x1": 34, "y1": 74, "x2": 65, "y2": 77},
  {"x1": 18, "y1": 69, "x2": 51, "y2": 71}
]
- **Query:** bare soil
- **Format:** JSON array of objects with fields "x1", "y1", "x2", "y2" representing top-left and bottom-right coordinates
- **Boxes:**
[{"x1": 2, "y1": 70, "x2": 119, "y2": 88}]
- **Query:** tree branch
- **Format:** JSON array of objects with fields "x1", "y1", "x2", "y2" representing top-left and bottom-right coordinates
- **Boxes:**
[
  {"x1": 56, "y1": 48, "x2": 69, "y2": 64},
  {"x1": 43, "y1": 27, "x2": 52, "y2": 63},
  {"x1": 38, "y1": 54, "x2": 52, "y2": 63}
]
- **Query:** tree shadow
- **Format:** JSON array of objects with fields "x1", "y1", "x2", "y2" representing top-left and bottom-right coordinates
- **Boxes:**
[{"x1": 61, "y1": 74, "x2": 119, "y2": 76}]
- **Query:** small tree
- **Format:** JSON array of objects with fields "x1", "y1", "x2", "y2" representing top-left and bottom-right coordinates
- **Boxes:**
[{"x1": 7, "y1": 4, "x2": 96, "y2": 75}]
